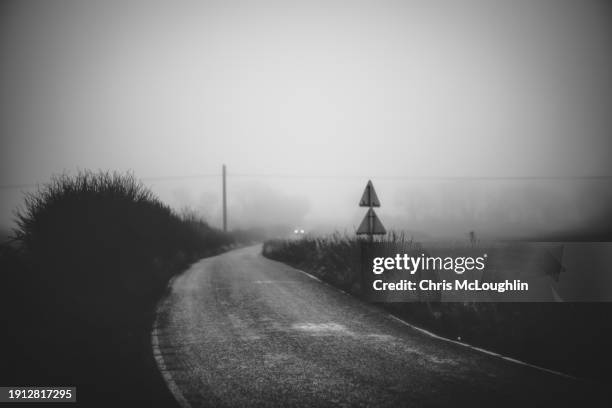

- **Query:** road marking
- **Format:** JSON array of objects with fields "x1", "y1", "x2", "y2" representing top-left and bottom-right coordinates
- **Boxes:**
[
  {"x1": 295, "y1": 268, "x2": 322, "y2": 282},
  {"x1": 151, "y1": 322, "x2": 193, "y2": 408},
  {"x1": 387, "y1": 315, "x2": 578, "y2": 380},
  {"x1": 292, "y1": 262, "x2": 579, "y2": 381},
  {"x1": 151, "y1": 276, "x2": 194, "y2": 408},
  {"x1": 294, "y1": 268, "x2": 352, "y2": 297}
]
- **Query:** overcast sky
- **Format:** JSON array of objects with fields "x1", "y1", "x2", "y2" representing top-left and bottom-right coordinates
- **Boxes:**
[{"x1": 1, "y1": 0, "x2": 611, "y2": 238}]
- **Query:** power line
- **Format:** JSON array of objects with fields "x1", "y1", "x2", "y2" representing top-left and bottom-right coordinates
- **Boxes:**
[
  {"x1": 1, "y1": 173, "x2": 612, "y2": 190},
  {"x1": 0, "y1": 174, "x2": 220, "y2": 190},
  {"x1": 229, "y1": 174, "x2": 612, "y2": 181},
  {"x1": 0, "y1": 183, "x2": 39, "y2": 190},
  {"x1": 141, "y1": 174, "x2": 218, "y2": 182}
]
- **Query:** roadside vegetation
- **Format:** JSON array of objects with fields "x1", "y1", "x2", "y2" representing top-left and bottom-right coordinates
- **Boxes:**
[
  {"x1": 263, "y1": 234, "x2": 612, "y2": 381},
  {"x1": 0, "y1": 171, "x2": 234, "y2": 407}
]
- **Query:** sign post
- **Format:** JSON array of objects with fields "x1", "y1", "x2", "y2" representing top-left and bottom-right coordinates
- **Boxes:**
[
  {"x1": 356, "y1": 180, "x2": 386, "y2": 297},
  {"x1": 356, "y1": 180, "x2": 386, "y2": 242}
]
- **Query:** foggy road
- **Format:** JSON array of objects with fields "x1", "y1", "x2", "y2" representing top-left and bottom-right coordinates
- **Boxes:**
[{"x1": 152, "y1": 245, "x2": 603, "y2": 408}]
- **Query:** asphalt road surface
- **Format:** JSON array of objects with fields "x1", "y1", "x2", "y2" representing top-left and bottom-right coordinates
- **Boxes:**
[{"x1": 152, "y1": 245, "x2": 606, "y2": 407}]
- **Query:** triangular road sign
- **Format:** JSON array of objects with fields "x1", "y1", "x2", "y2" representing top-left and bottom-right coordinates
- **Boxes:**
[
  {"x1": 356, "y1": 208, "x2": 386, "y2": 235},
  {"x1": 359, "y1": 180, "x2": 381, "y2": 207}
]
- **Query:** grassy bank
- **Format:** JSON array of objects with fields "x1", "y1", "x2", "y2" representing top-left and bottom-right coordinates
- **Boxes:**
[
  {"x1": 0, "y1": 171, "x2": 234, "y2": 407},
  {"x1": 263, "y1": 234, "x2": 612, "y2": 382}
]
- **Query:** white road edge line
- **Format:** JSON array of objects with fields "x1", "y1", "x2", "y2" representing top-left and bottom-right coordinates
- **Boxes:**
[
  {"x1": 295, "y1": 265, "x2": 578, "y2": 381},
  {"x1": 151, "y1": 277, "x2": 194, "y2": 408},
  {"x1": 298, "y1": 269, "x2": 322, "y2": 282}
]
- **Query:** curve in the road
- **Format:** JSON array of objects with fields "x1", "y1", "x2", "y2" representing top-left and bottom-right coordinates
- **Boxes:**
[{"x1": 152, "y1": 245, "x2": 605, "y2": 408}]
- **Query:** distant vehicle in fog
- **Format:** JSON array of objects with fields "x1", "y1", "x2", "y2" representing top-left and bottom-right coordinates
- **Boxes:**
[{"x1": 290, "y1": 228, "x2": 306, "y2": 239}]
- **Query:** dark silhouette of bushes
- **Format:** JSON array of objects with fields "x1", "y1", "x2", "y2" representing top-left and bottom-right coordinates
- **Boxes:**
[
  {"x1": 1, "y1": 170, "x2": 233, "y2": 406},
  {"x1": 12, "y1": 171, "x2": 232, "y2": 324}
]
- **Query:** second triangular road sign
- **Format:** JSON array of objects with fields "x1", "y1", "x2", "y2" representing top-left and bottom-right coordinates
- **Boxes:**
[{"x1": 356, "y1": 208, "x2": 386, "y2": 235}]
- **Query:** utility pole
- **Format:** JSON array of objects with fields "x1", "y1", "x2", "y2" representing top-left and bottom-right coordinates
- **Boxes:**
[{"x1": 222, "y1": 164, "x2": 227, "y2": 232}]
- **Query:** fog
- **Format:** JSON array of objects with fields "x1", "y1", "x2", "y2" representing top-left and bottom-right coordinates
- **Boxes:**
[{"x1": 1, "y1": 0, "x2": 611, "y2": 239}]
